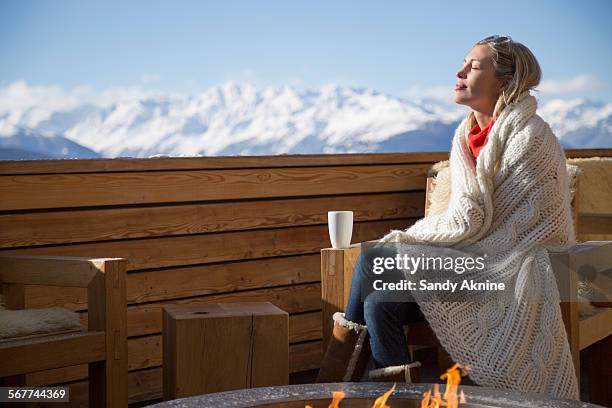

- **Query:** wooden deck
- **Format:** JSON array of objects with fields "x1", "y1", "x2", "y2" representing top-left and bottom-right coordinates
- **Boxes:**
[{"x1": 0, "y1": 149, "x2": 610, "y2": 406}]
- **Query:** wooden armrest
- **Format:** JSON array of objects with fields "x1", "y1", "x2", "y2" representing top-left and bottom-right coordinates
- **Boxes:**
[
  {"x1": 573, "y1": 240, "x2": 612, "y2": 252},
  {"x1": 548, "y1": 240, "x2": 612, "y2": 255},
  {"x1": 574, "y1": 241, "x2": 612, "y2": 299},
  {"x1": 0, "y1": 331, "x2": 106, "y2": 377},
  {"x1": 550, "y1": 241, "x2": 612, "y2": 302},
  {"x1": 579, "y1": 307, "x2": 612, "y2": 350},
  {"x1": 0, "y1": 255, "x2": 123, "y2": 288}
]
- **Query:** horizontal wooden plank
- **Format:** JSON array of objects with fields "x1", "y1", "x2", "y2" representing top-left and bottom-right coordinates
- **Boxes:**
[
  {"x1": 127, "y1": 255, "x2": 321, "y2": 305},
  {"x1": 0, "y1": 152, "x2": 451, "y2": 175},
  {"x1": 0, "y1": 256, "x2": 105, "y2": 287},
  {"x1": 127, "y1": 366, "x2": 164, "y2": 405},
  {"x1": 289, "y1": 340, "x2": 323, "y2": 373},
  {"x1": 289, "y1": 311, "x2": 323, "y2": 343},
  {"x1": 28, "y1": 326, "x2": 322, "y2": 388},
  {"x1": 120, "y1": 283, "x2": 322, "y2": 338},
  {"x1": 578, "y1": 213, "x2": 612, "y2": 235},
  {"x1": 29, "y1": 367, "x2": 164, "y2": 407},
  {"x1": 1, "y1": 149, "x2": 608, "y2": 176},
  {"x1": 24, "y1": 253, "x2": 321, "y2": 310},
  {"x1": 128, "y1": 335, "x2": 160, "y2": 371},
  {"x1": 0, "y1": 191, "x2": 424, "y2": 248},
  {"x1": 579, "y1": 307, "x2": 612, "y2": 350},
  {"x1": 0, "y1": 331, "x2": 105, "y2": 377},
  {"x1": 127, "y1": 332, "x2": 324, "y2": 374},
  {"x1": 564, "y1": 148, "x2": 612, "y2": 159},
  {"x1": 0, "y1": 164, "x2": 429, "y2": 211},
  {"x1": 28, "y1": 364, "x2": 89, "y2": 388},
  {"x1": 4, "y1": 219, "x2": 412, "y2": 274}
]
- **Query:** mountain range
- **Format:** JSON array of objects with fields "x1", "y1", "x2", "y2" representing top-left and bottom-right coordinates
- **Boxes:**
[{"x1": 0, "y1": 81, "x2": 610, "y2": 159}]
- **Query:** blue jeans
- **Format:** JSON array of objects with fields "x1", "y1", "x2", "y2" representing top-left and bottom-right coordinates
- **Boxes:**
[{"x1": 344, "y1": 246, "x2": 424, "y2": 368}]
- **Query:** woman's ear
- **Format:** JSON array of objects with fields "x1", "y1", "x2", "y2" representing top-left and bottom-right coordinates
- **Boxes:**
[{"x1": 500, "y1": 75, "x2": 512, "y2": 91}]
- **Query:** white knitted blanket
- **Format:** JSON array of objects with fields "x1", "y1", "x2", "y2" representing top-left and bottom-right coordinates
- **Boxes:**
[{"x1": 380, "y1": 92, "x2": 579, "y2": 399}]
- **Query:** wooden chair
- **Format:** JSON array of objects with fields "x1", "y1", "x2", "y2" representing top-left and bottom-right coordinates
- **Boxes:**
[
  {"x1": 321, "y1": 162, "x2": 612, "y2": 405},
  {"x1": 0, "y1": 256, "x2": 128, "y2": 407},
  {"x1": 550, "y1": 242, "x2": 612, "y2": 406}
]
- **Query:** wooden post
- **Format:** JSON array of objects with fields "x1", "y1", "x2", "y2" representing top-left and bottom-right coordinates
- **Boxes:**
[
  {"x1": 163, "y1": 302, "x2": 288, "y2": 400},
  {"x1": 320, "y1": 244, "x2": 361, "y2": 350},
  {"x1": 87, "y1": 258, "x2": 128, "y2": 408}
]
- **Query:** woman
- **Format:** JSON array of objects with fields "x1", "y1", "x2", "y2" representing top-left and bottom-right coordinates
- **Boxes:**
[{"x1": 317, "y1": 35, "x2": 579, "y2": 400}]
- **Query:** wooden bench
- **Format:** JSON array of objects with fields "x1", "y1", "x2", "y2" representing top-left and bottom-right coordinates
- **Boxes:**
[{"x1": 0, "y1": 256, "x2": 128, "y2": 407}]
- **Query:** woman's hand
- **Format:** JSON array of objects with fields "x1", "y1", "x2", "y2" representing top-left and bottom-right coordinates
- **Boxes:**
[{"x1": 375, "y1": 229, "x2": 416, "y2": 247}]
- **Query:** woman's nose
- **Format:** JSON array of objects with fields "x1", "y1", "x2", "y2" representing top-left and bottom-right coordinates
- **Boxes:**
[{"x1": 456, "y1": 67, "x2": 467, "y2": 78}]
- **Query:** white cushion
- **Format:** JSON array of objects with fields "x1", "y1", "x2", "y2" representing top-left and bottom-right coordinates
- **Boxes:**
[{"x1": 0, "y1": 307, "x2": 83, "y2": 340}]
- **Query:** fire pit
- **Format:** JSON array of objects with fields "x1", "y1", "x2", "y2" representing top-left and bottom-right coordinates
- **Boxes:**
[{"x1": 148, "y1": 382, "x2": 604, "y2": 408}]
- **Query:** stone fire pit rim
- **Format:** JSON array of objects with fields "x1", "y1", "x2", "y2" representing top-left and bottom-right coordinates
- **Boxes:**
[{"x1": 148, "y1": 382, "x2": 603, "y2": 408}]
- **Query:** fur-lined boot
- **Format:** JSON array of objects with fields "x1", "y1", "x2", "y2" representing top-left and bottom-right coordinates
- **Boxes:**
[
  {"x1": 316, "y1": 312, "x2": 370, "y2": 382},
  {"x1": 368, "y1": 361, "x2": 422, "y2": 383}
]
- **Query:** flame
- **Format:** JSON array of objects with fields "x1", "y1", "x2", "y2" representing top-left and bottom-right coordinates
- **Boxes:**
[
  {"x1": 421, "y1": 363, "x2": 467, "y2": 408},
  {"x1": 371, "y1": 383, "x2": 396, "y2": 408},
  {"x1": 328, "y1": 391, "x2": 345, "y2": 408},
  {"x1": 307, "y1": 384, "x2": 395, "y2": 408},
  {"x1": 421, "y1": 390, "x2": 431, "y2": 408},
  {"x1": 309, "y1": 363, "x2": 467, "y2": 407}
]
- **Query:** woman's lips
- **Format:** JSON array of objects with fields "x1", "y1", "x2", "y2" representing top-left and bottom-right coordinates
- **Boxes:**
[{"x1": 454, "y1": 85, "x2": 467, "y2": 91}]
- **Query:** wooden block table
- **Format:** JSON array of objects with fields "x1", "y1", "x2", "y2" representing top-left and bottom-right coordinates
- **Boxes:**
[{"x1": 162, "y1": 302, "x2": 289, "y2": 400}]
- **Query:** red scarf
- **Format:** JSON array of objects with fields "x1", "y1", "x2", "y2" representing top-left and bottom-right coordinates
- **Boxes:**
[{"x1": 468, "y1": 116, "x2": 496, "y2": 158}]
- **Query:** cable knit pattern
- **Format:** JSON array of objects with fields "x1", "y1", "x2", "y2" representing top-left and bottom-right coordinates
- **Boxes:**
[{"x1": 379, "y1": 92, "x2": 579, "y2": 399}]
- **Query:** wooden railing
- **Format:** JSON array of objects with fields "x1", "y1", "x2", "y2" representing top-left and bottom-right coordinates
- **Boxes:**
[{"x1": 0, "y1": 149, "x2": 610, "y2": 405}]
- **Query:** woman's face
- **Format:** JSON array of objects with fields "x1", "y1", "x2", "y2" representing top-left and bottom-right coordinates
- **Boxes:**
[{"x1": 454, "y1": 44, "x2": 504, "y2": 114}]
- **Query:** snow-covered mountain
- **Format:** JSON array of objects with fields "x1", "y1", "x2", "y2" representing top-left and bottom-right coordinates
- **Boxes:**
[
  {"x1": 0, "y1": 128, "x2": 100, "y2": 160},
  {"x1": 538, "y1": 98, "x2": 612, "y2": 148},
  {"x1": 0, "y1": 81, "x2": 610, "y2": 159}
]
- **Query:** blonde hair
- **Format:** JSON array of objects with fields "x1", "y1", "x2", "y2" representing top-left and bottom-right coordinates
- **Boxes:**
[{"x1": 466, "y1": 35, "x2": 541, "y2": 129}]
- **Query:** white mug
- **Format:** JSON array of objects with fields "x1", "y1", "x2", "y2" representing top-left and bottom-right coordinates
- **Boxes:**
[{"x1": 328, "y1": 211, "x2": 353, "y2": 249}]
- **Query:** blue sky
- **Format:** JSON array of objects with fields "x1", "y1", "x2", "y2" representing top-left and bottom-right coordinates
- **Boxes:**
[{"x1": 1, "y1": 0, "x2": 611, "y2": 101}]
